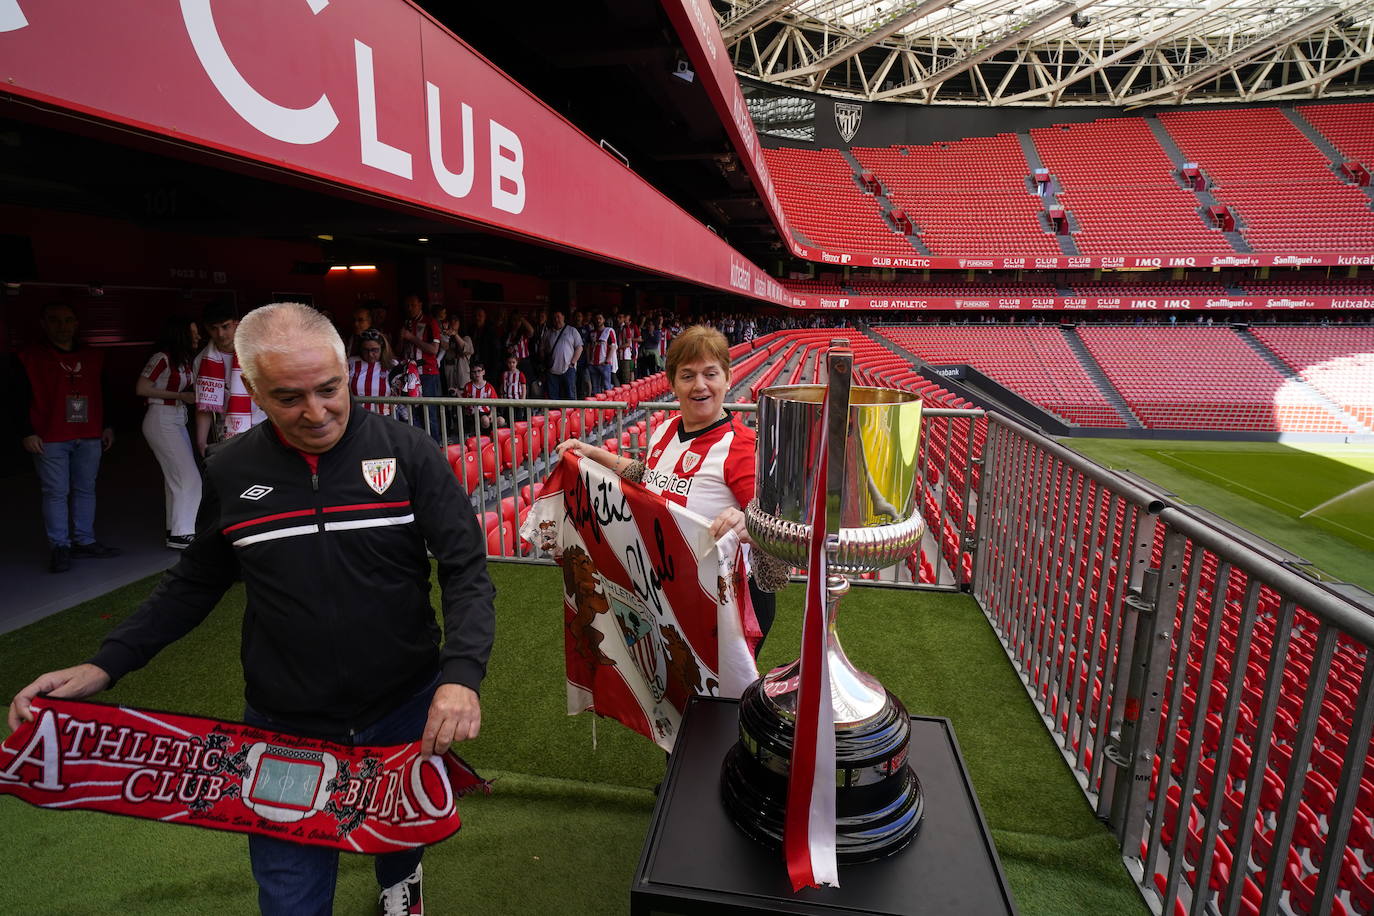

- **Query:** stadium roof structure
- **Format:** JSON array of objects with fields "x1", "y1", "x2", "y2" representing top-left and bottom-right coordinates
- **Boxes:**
[{"x1": 717, "y1": 0, "x2": 1374, "y2": 106}]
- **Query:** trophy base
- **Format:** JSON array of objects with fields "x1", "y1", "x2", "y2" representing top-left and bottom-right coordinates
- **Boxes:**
[{"x1": 719, "y1": 678, "x2": 924, "y2": 864}]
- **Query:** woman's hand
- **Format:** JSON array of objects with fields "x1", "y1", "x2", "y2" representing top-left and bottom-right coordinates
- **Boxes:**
[
  {"x1": 555, "y1": 438, "x2": 590, "y2": 459},
  {"x1": 709, "y1": 506, "x2": 749, "y2": 543}
]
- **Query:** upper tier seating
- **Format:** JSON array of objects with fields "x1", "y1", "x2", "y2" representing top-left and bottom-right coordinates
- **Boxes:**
[
  {"x1": 852, "y1": 135, "x2": 1061, "y2": 256},
  {"x1": 1077, "y1": 326, "x2": 1360, "y2": 433},
  {"x1": 1238, "y1": 278, "x2": 1374, "y2": 295},
  {"x1": 761, "y1": 147, "x2": 916, "y2": 255},
  {"x1": 1251, "y1": 326, "x2": 1374, "y2": 429},
  {"x1": 1158, "y1": 108, "x2": 1374, "y2": 251},
  {"x1": 878, "y1": 325, "x2": 1127, "y2": 427},
  {"x1": 1030, "y1": 118, "x2": 1233, "y2": 254},
  {"x1": 1298, "y1": 102, "x2": 1374, "y2": 170}
]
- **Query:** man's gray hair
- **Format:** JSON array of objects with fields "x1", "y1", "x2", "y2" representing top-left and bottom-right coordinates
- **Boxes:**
[{"x1": 236, "y1": 302, "x2": 347, "y2": 388}]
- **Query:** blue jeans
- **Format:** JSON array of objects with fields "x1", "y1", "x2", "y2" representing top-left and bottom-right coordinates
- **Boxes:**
[
  {"x1": 243, "y1": 674, "x2": 440, "y2": 915},
  {"x1": 413, "y1": 373, "x2": 442, "y2": 443},
  {"x1": 545, "y1": 368, "x2": 576, "y2": 401},
  {"x1": 591, "y1": 364, "x2": 614, "y2": 395},
  {"x1": 33, "y1": 437, "x2": 102, "y2": 548}
]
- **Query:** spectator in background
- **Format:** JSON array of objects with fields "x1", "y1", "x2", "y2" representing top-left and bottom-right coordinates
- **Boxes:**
[
  {"x1": 589, "y1": 313, "x2": 617, "y2": 395},
  {"x1": 388, "y1": 350, "x2": 422, "y2": 425},
  {"x1": 136, "y1": 315, "x2": 202, "y2": 550},
  {"x1": 616, "y1": 313, "x2": 639, "y2": 385},
  {"x1": 541, "y1": 309, "x2": 581, "y2": 400},
  {"x1": 349, "y1": 329, "x2": 396, "y2": 416},
  {"x1": 504, "y1": 312, "x2": 534, "y2": 389},
  {"x1": 15, "y1": 302, "x2": 120, "y2": 573},
  {"x1": 574, "y1": 309, "x2": 593, "y2": 399},
  {"x1": 637, "y1": 318, "x2": 660, "y2": 378},
  {"x1": 500, "y1": 354, "x2": 527, "y2": 421},
  {"x1": 346, "y1": 305, "x2": 373, "y2": 356},
  {"x1": 461, "y1": 362, "x2": 499, "y2": 434},
  {"x1": 469, "y1": 307, "x2": 503, "y2": 376},
  {"x1": 398, "y1": 294, "x2": 443, "y2": 442},
  {"x1": 369, "y1": 301, "x2": 389, "y2": 338},
  {"x1": 194, "y1": 302, "x2": 265, "y2": 456}
]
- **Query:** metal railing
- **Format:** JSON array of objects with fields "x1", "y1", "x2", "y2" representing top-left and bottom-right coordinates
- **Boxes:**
[
  {"x1": 356, "y1": 394, "x2": 985, "y2": 591},
  {"x1": 973, "y1": 411, "x2": 1374, "y2": 916}
]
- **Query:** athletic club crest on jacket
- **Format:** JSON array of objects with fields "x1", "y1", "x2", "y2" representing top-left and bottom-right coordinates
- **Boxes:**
[{"x1": 361, "y1": 458, "x2": 396, "y2": 495}]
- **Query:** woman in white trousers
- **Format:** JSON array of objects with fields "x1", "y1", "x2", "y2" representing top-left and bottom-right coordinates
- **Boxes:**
[{"x1": 136, "y1": 316, "x2": 202, "y2": 549}]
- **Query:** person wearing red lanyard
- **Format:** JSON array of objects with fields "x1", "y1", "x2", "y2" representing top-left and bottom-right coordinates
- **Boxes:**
[
  {"x1": 556, "y1": 324, "x2": 778, "y2": 654},
  {"x1": 14, "y1": 302, "x2": 120, "y2": 573}
]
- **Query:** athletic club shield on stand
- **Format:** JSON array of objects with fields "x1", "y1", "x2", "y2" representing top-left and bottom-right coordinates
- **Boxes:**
[{"x1": 720, "y1": 340, "x2": 927, "y2": 870}]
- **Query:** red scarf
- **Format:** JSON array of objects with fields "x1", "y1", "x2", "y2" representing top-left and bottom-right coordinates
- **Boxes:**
[{"x1": 0, "y1": 698, "x2": 488, "y2": 854}]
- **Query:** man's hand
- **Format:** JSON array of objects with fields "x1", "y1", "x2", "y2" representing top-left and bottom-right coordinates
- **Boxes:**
[
  {"x1": 8, "y1": 664, "x2": 111, "y2": 731},
  {"x1": 419, "y1": 684, "x2": 480, "y2": 756},
  {"x1": 101, "y1": 428, "x2": 115, "y2": 451},
  {"x1": 21, "y1": 434, "x2": 43, "y2": 455}
]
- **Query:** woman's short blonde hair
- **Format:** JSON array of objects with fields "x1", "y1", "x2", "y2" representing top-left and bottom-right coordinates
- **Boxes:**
[{"x1": 666, "y1": 325, "x2": 732, "y2": 382}]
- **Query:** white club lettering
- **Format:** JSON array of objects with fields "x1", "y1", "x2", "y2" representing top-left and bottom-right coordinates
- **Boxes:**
[
  {"x1": 489, "y1": 120, "x2": 526, "y2": 214},
  {"x1": 0, "y1": 708, "x2": 64, "y2": 791},
  {"x1": 426, "y1": 84, "x2": 474, "y2": 199},
  {"x1": 180, "y1": 0, "x2": 339, "y2": 145},
  {"x1": 0, "y1": 0, "x2": 28, "y2": 32},
  {"x1": 355, "y1": 40, "x2": 412, "y2": 179}
]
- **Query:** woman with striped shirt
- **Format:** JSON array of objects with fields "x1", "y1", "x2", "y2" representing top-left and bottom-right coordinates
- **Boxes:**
[
  {"x1": 348, "y1": 329, "x2": 396, "y2": 416},
  {"x1": 135, "y1": 315, "x2": 201, "y2": 549}
]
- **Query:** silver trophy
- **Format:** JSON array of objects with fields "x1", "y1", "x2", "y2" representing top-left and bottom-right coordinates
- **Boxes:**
[{"x1": 720, "y1": 339, "x2": 926, "y2": 863}]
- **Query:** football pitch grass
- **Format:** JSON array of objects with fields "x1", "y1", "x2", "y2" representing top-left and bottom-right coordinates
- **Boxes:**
[
  {"x1": 1066, "y1": 438, "x2": 1374, "y2": 593},
  {"x1": 0, "y1": 564, "x2": 1145, "y2": 915}
]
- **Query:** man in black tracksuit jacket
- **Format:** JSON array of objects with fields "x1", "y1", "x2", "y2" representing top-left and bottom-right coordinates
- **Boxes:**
[{"x1": 7, "y1": 302, "x2": 495, "y2": 915}]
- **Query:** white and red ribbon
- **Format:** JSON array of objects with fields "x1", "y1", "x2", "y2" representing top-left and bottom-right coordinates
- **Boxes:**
[{"x1": 783, "y1": 413, "x2": 839, "y2": 891}]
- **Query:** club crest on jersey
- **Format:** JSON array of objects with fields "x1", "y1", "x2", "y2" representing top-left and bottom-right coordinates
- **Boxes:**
[
  {"x1": 361, "y1": 458, "x2": 396, "y2": 496},
  {"x1": 681, "y1": 452, "x2": 701, "y2": 472}
]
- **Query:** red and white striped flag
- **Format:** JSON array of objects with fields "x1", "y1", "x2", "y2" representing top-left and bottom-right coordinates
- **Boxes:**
[{"x1": 784, "y1": 413, "x2": 839, "y2": 891}]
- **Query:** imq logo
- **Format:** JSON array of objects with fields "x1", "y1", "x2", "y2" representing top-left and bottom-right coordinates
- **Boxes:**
[{"x1": 834, "y1": 102, "x2": 862, "y2": 143}]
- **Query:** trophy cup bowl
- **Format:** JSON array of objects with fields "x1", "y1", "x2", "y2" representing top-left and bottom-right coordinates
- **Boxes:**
[{"x1": 720, "y1": 369, "x2": 928, "y2": 864}]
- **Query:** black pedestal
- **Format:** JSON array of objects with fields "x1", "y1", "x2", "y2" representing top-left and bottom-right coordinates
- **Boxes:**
[{"x1": 631, "y1": 697, "x2": 1016, "y2": 916}]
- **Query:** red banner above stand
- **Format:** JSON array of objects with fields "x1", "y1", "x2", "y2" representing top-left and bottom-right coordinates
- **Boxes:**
[{"x1": 0, "y1": 0, "x2": 792, "y2": 306}]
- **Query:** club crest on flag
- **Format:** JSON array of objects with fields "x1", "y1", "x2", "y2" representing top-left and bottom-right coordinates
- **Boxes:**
[
  {"x1": 681, "y1": 452, "x2": 701, "y2": 473},
  {"x1": 606, "y1": 580, "x2": 667, "y2": 703},
  {"x1": 361, "y1": 458, "x2": 396, "y2": 495},
  {"x1": 834, "y1": 102, "x2": 863, "y2": 143}
]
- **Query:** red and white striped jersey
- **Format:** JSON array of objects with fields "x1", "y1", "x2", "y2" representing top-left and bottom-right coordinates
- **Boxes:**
[
  {"x1": 462, "y1": 380, "x2": 497, "y2": 414},
  {"x1": 642, "y1": 411, "x2": 755, "y2": 523},
  {"x1": 500, "y1": 369, "x2": 527, "y2": 400},
  {"x1": 591, "y1": 327, "x2": 617, "y2": 366},
  {"x1": 506, "y1": 331, "x2": 529, "y2": 359},
  {"x1": 348, "y1": 357, "x2": 393, "y2": 415},
  {"x1": 618, "y1": 323, "x2": 638, "y2": 361},
  {"x1": 140, "y1": 350, "x2": 192, "y2": 406}
]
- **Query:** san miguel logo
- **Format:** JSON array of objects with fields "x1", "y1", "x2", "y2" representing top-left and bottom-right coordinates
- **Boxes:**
[
  {"x1": 0, "y1": 698, "x2": 486, "y2": 853},
  {"x1": 835, "y1": 102, "x2": 863, "y2": 143},
  {"x1": 362, "y1": 458, "x2": 396, "y2": 496}
]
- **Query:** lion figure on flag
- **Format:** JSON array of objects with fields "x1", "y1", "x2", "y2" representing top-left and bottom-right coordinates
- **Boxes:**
[
  {"x1": 660, "y1": 622, "x2": 717, "y2": 706},
  {"x1": 560, "y1": 544, "x2": 615, "y2": 666}
]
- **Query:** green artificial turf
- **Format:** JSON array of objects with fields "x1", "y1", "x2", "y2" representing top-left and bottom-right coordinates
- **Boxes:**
[
  {"x1": 1067, "y1": 438, "x2": 1374, "y2": 591},
  {"x1": 0, "y1": 564, "x2": 1146, "y2": 915}
]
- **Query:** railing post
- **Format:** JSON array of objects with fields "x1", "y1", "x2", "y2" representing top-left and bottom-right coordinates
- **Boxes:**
[{"x1": 1106, "y1": 527, "x2": 1183, "y2": 849}]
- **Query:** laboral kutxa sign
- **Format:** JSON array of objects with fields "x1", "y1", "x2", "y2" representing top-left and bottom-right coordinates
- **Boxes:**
[{"x1": 0, "y1": 0, "x2": 789, "y2": 306}]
